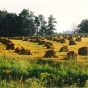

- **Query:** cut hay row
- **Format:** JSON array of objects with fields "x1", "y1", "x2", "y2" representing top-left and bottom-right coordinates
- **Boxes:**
[
  {"x1": 15, "y1": 47, "x2": 32, "y2": 55},
  {"x1": 0, "y1": 37, "x2": 15, "y2": 50},
  {"x1": 0, "y1": 37, "x2": 32, "y2": 55}
]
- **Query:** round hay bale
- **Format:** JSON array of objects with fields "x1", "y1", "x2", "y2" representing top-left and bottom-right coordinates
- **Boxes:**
[
  {"x1": 44, "y1": 50, "x2": 58, "y2": 58},
  {"x1": 39, "y1": 37, "x2": 45, "y2": 40},
  {"x1": 15, "y1": 47, "x2": 21, "y2": 53},
  {"x1": 15, "y1": 47, "x2": 32, "y2": 55},
  {"x1": 75, "y1": 36, "x2": 81, "y2": 42},
  {"x1": 25, "y1": 49, "x2": 32, "y2": 55},
  {"x1": 53, "y1": 37, "x2": 58, "y2": 41},
  {"x1": 19, "y1": 47, "x2": 26, "y2": 55},
  {"x1": 65, "y1": 51, "x2": 77, "y2": 60},
  {"x1": 63, "y1": 35, "x2": 69, "y2": 39},
  {"x1": 19, "y1": 47, "x2": 32, "y2": 55},
  {"x1": 78, "y1": 47, "x2": 88, "y2": 55},
  {"x1": 84, "y1": 34, "x2": 88, "y2": 37},
  {"x1": 30, "y1": 39, "x2": 36, "y2": 42},
  {"x1": 57, "y1": 38, "x2": 60, "y2": 42},
  {"x1": 46, "y1": 45, "x2": 54, "y2": 49},
  {"x1": 69, "y1": 40, "x2": 76, "y2": 45},
  {"x1": 34, "y1": 38, "x2": 41, "y2": 43},
  {"x1": 59, "y1": 46, "x2": 69, "y2": 52},
  {"x1": 68, "y1": 36, "x2": 74, "y2": 40},
  {"x1": 45, "y1": 42, "x2": 54, "y2": 49},
  {"x1": 59, "y1": 38, "x2": 66, "y2": 43},
  {"x1": 38, "y1": 40, "x2": 46, "y2": 45},
  {"x1": 46, "y1": 36, "x2": 53, "y2": 40},
  {"x1": 22, "y1": 37, "x2": 30, "y2": 41},
  {"x1": 6, "y1": 43, "x2": 15, "y2": 50}
]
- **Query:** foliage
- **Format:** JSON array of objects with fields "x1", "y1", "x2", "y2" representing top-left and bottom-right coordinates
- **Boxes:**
[
  {"x1": 46, "y1": 15, "x2": 57, "y2": 35},
  {"x1": 0, "y1": 9, "x2": 58, "y2": 37},
  {"x1": 38, "y1": 14, "x2": 47, "y2": 36},
  {"x1": 77, "y1": 19, "x2": 88, "y2": 33},
  {"x1": 0, "y1": 55, "x2": 88, "y2": 87}
]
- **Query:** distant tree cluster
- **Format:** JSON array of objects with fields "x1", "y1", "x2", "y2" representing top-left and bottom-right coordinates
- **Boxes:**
[
  {"x1": 0, "y1": 9, "x2": 57, "y2": 37},
  {"x1": 70, "y1": 19, "x2": 88, "y2": 34},
  {"x1": 77, "y1": 19, "x2": 88, "y2": 33}
]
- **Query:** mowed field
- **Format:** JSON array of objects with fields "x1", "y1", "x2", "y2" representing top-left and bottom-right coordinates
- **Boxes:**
[{"x1": 0, "y1": 36, "x2": 88, "y2": 61}]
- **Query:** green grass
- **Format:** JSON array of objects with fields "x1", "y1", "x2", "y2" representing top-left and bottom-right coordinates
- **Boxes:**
[{"x1": 0, "y1": 55, "x2": 88, "y2": 87}]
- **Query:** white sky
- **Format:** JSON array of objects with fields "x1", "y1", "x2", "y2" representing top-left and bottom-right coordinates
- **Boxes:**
[{"x1": 0, "y1": 0, "x2": 88, "y2": 33}]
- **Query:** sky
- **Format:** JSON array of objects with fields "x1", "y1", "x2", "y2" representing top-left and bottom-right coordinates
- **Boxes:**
[{"x1": 0, "y1": 0, "x2": 88, "y2": 33}]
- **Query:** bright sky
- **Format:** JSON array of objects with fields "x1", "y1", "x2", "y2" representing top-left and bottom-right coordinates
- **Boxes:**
[{"x1": 0, "y1": 0, "x2": 88, "y2": 33}]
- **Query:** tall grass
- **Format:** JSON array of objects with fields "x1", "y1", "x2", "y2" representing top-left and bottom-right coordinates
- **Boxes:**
[{"x1": 0, "y1": 55, "x2": 88, "y2": 87}]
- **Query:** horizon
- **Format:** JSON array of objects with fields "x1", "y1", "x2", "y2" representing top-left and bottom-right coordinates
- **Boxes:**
[{"x1": 0, "y1": 0, "x2": 88, "y2": 33}]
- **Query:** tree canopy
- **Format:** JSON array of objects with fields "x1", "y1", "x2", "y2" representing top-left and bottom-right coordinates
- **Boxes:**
[
  {"x1": 77, "y1": 19, "x2": 88, "y2": 33},
  {"x1": 0, "y1": 9, "x2": 57, "y2": 37}
]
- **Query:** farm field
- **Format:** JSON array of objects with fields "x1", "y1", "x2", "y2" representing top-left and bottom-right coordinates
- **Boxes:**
[
  {"x1": 0, "y1": 35, "x2": 88, "y2": 87},
  {"x1": 0, "y1": 36, "x2": 88, "y2": 60}
]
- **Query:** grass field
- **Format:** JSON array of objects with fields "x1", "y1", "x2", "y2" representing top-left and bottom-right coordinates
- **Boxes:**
[{"x1": 0, "y1": 36, "x2": 88, "y2": 87}]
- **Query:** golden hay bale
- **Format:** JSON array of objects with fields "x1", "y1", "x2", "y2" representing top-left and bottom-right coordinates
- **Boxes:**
[
  {"x1": 84, "y1": 34, "x2": 88, "y2": 37},
  {"x1": 65, "y1": 51, "x2": 77, "y2": 60},
  {"x1": 19, "y1": 47, "x2": 27, "y2": 55},
  {"x1": 34, "y1": 38, "x2": 41, "y2": 43},
  {"x1": 20, "y1": 47, "x2": 32, "y2": 55},
  {"x1": 25, "y1": 49, "x2": 32, "y2": 55},
  {"x1": 45, "y1": 42, "x2": 53, "y2": 46},
  {"x1": 45, "y1": 36, "x2": 53, "y2": 40},
  {"x1": 39, "y1": 37, "x2": 45, "y2": 40},
  {"x1": 6, "y1": 43, "x2": 15, "y2": 50},
  {"x1": 63, "y1": 35, "x2": 69, "y2": 39},
  {"x1": 30, "y1": 39, "x2": 36, "y2": 42},
  {"x1": 43, "y1": 50, "x2": 58, "y2": 58},
  {"x1": 15, "y1": 47, "x2": 21, "y2": 53},
  {"x1": 22, "y1": 37, "x2": 30, "y2": 41},
  {"x1": 15, "y1": 47, "x2": 32, "y2": 55},
  {"x1": 45, "y1": 42, "x2": 54, "y2": 49},
  {"x1": 80, "y1": 35, "x2": 84, "y2": 37},
  {"x1": 78, "y1": 47, "x2": 88, "y2": 55},
  {"x1": 75, "y1": 36, "x2": 81, "y2": 42},
  {"x1": 1, "y1": 38, "x2": 12, "y2": 46},
  {"x1": 59, "y1": 38, "x2": 66, "y2": 43},
  {"x1": 59, "y1": 46, "x2": 69, "y2": 52},
  {"x1": 53, "y1": 37, "x2": 58, "y2": 41},
  {"x1": 38, "y1": 40, "x2": 46, "y2": 45},
  {"x1": 69, "y1": 40, "x2": 76, "y2": 45},
  {"x1": 68, "y1": 36, "x2": 74, "y2": 40}
]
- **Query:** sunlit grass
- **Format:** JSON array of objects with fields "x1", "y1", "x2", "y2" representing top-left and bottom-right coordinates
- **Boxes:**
[{"x1": 0, "y1": 37, "x2": 88, "y2": 61}]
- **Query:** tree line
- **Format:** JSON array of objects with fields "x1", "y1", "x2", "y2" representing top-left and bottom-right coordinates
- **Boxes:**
[
  {"x1": 0, "y1": 9, "x2": 57, "y2": 37},
  {"x1": 77, "y1": 19, "x2": 88, "y2": 33},
  {"x1": 0, "y1": 9, "x2": 88, "y2": 37}
]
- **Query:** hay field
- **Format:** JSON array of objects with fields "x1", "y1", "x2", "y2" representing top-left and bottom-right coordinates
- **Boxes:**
[{"x1": 0, "y1": 37, "x2": 88, "y2": 61}]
